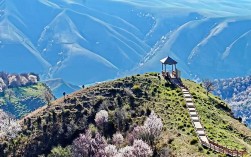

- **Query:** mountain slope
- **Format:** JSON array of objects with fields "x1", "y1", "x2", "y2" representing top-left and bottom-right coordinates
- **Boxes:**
[
  {"x1": 44, "y1": 78, "x2": 80, "y2": 98},
  {"x1": 1, "y1": 73, "x2": 250, "y2": 156},
  {"x1": 0, "y1": 82, "x2": 54, "y2": 119},
  {"x1": 214, "y1": 76, "x2": 251, "y2": 128}
]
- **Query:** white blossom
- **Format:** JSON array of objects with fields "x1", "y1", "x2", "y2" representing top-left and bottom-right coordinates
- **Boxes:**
[
  {"x1": 112, "y1": 133, "x2": 124, "y2": 146},
  {"x1": 8, "y1": 75, "x2": 20, "y2": 87},
  {"x1": 144, "y1": 111, "x2": 163, "y2": 137},
  {"x1": 105, "y1": 144, "x2": 118, "y2": 157},
  {"x1": 0, "y1": 78, "x2": 6, "y2": 91},
  {"x1": 0, "y1": 109, "x2": 21, "y2": 139},
  {"x1": 95, "y1": 110, "x2": 108, "y2": 127},
  {"x1": 128, "y1": 126, "x2": 147, "y2": 144},
  {"x1": 72, "y1": 131, "x2": 107, "y2": 157},
  {"x1": 20, "y1": 75, "x2": 29, "y2": 85},
  {"x1": 132, "y1": 140, "x2": 153, "y2": 157},
  {"x1": 118, "y1": 146, "x2": 135, "y2": 157},
  {"x1": 28, "y1": 74, "x2": 38, "y2": 84}
]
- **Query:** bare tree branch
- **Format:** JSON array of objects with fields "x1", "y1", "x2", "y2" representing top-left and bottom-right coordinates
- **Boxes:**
[{"x1": 202, "y1": 79, "x2": 215, "y2": 96}]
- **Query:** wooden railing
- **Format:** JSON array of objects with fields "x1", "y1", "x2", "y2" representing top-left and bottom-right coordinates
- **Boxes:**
[{"x1": 201, "y1": 140, "x2": 247, "y2": 157}]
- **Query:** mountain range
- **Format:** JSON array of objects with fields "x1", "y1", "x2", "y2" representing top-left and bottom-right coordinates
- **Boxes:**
[
  {"x1": 214, "y1": 75, "x2": 251, "y2": 127},
  {"x1": 43, "y1": 78, "x2": 80, "y2": 98},
  {"x1": 1, "y1": 0, "x2": 251, "y2": 85}
]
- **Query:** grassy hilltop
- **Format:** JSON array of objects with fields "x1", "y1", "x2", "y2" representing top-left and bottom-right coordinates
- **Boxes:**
[
  {"x1": 1, "y1": 73, "x2": 251, "y2": 157},
  {"x1": 0, "y1": 82, "x2": 54, "y2": 118}
]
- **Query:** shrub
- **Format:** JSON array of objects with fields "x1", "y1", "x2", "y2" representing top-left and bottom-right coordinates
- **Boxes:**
[
  {"x1": 129, "y1": 126, "x2": 148, "y2": 144},
  {"x1": 143, "y1": 111, "x2": 163, "y2": 145},
  {"x1": 95, "y1": 110, "x2": 108, "y2": 127},
  {"x1": 114, "y1": 109, "x2": 127, "y2": 131},
  {"x1": 115, "y1": 95, "x2": 123, "y2": 107},
  {"x1": 158, "y1": 147, "x2": 170, "y2": 157},
  {"x1": 28, "y1": 74, "x2": 38, "y2": 84},
  {"x1": 118, "y1": 146, "x2": 134, "y2": 157},
  {"x1": 132, "y1": 85, "x2": 142, "y2": 94},
  {"x1": 104, "y1": 144, "x2": 117, "y2": 157},
  {"x1": 72, "y1": 130, "x2": 107, "y2": 157},
  {"x1": 132, "y1": 140, "x2": 153, "y2": 157},
  {"x1": 112, "y1": 133, "x2": 124, "y2": 146},
  {"x1": 144, "y1": 111, "x2": 163, "y2": 135},
  {"x1": 72, "y1": 130, "x2": 92, "y2": 156},
  {"x1": 0, "y1": 109, "x2": 21, "y2": 139},
  {"x1": 129, "y1": 111, "x2": 163, "y2": 146},
  {"x1": 8, "y1": 75, "x2": 21, "y2": 87},
  {"x1": 88, "y1": 124, "x2": 98, "y2": 136},
  {"x1": 48, "y1": 146, "x2": 72, "y2": 157},
  {"x1": 190, "y1": 138, "x2": 198, "y2": 145}
]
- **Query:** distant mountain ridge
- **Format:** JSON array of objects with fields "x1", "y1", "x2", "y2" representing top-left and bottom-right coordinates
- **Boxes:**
[
  {"x1": 214, "y1": 75, "x2": 251, "y2": 127},
  {"x1": 43, "y1": 78, "x2": 80, "y2": 98},
  {"x1": 1, "y1": 0, "x2": 251, "y2": 84}
]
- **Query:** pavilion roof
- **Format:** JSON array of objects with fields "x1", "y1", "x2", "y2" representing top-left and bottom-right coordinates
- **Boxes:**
[{"x1": 160, "y1": 56, "x2": 177, "y2": 65}]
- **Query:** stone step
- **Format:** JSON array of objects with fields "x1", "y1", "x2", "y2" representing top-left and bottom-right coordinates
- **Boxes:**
[
  {"x1": 187, "y1": 102, "x2": 194, "y2": 106},
  {"x1": 190, "y1": 112, "x2": 197, "y2": 116},
  {"x1": 194, "y1": 122, "x2": 203, "y2": 129},
  {"x1": 184, "y1": 94, "x2": 192, "y2": 98},
  {"x1": 182, "y1": 89, "x2": 188, "y2": 92},
  {"x1": 191, "y1": 116, "x2": 200, "y2": 122},
  {"x1": 197, "y1": 130, "x2": 206, "y2": 136},
  {"x1": 196, "y1": 127, "x2": 204, "y2": 131},
  {"x1": 187, "y1": 105, "x2": 195, "y2": 109},
  {"x1": 188, "y1": 108, "x2": 196, "y2": 112},
  {"x1": 199, "y1": 136, "x2": 209, "y2": 143},
  {"x1": 185, "y1": 98, "x2": 193, "y2": 102}
]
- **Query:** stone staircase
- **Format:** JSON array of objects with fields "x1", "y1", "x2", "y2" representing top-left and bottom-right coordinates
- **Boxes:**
[
  {"x1": 169, "y1": 78, "x2": 248, "y2": 156},
  {"x1": 181, "y1": 86, "x2": 209, "y2": 144}
]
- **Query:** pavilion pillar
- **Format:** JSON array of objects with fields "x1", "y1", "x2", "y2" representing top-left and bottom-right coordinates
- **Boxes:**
[{"x1": 162, "y1": 63, "x2": 163, "y2": 71}]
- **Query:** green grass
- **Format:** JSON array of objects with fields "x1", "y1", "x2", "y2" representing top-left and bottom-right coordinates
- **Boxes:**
[
  {"x1": 0, "y1": 83, "x2": 51, "y2": 118},
  {"x1": 183, "y1": 79, "x2": 251, "y2": 153}
]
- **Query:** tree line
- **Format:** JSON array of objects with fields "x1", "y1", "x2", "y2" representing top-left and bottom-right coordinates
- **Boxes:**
[{"x1": 0, "y1": 72, "x2": 39, "y2": 92}]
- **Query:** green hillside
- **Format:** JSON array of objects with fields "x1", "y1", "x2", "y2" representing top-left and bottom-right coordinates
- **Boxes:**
[
  {"x1": 0, "y1": 83, "x2": 54, "y2": 118},
  {"x1": 1, "y1": 73, "x2": 251, "y2": 156}
]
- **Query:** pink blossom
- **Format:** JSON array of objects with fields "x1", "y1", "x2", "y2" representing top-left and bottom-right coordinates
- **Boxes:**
[
  {"x1": 105, "y1": 144, "x2": 118, "y2": 157},
  {"x1": 72, "y1": 130, "x2": 107, "y2": 157},
  {"x1": 0, "y1": 109, "x2": 21, "y2": 139},
  {"x1": 144, "y1": 111, "x2": 163, "y2": 137},
  {"x1": 112, "y1": 133, "x2": 124, "y2": 146},
  {"x1": 95, "y1": 110, "x2": 108, "y2": 127},
  {"x1": 132, "y1": 140, "x2": 153, "y2": 157},
  {"x1": 118, "y1": 146, "x2": 135, "y2": 157}
]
